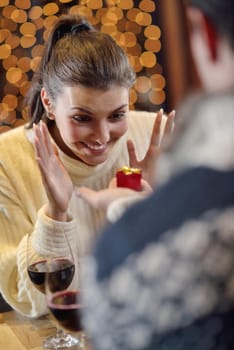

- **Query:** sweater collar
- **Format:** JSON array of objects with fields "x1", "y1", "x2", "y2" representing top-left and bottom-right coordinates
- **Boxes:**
[{"x1": 58, "y1": 132, "x2": 127, "y2": 182}]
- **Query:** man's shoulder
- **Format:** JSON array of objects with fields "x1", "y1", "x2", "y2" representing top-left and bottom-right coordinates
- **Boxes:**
[
  {"x1": 95, "y1": 167, "x2": 234, "y2": 278},
  {"x1": 87, "y1": 166, "x2": 234, "y2": 350},
  {"x1": 123, "y1": 166, "x2": 234, "y2": 238}
]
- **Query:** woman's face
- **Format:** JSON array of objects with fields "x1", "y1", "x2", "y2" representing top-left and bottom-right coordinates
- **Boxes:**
[{"x1": 43, "y1": 84, "x2": 129, "y2": 166}]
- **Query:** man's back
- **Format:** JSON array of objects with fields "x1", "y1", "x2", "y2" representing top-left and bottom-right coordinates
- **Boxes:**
[{"x1": 83, "y1": 166, "x2": 234, "y2": 350}]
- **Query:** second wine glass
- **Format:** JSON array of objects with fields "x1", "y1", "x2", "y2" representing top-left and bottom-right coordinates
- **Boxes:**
[
  {"x1": 27, "y1": 232, "x2": 80, "y2": 349},
  {"x1": 45, "y1": 257, "x2": 87, "y2": 349}
]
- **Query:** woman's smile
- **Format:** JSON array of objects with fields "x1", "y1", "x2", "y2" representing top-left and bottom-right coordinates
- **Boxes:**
[
  {"x1": 80, "y1": 141, "x2": 109, "y2": 155},
  {"x1": 81, "y1": 141, "x2": 107, "y2": 152}
]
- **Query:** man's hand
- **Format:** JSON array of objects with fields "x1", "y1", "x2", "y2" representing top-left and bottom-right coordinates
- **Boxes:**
[{"x1": 75, "y1": 178, "x2": 152, "y2": 211}]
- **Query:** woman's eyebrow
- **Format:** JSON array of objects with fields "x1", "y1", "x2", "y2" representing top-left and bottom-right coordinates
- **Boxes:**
[
  {"x1": 70, "y1": 104, "x2": 129, "y2": 114},
  {"x1": 112, "y1": 104, "x2": 129, "y2": 112},
  {"x1": 70, "y1": 106, "x2": 93, "y2": 113}
]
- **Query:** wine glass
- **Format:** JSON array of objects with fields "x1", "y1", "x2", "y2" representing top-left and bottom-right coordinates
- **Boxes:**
[
  {"x1": 45, "y1": 256, "x2": 87, "y2": 349},
  {"x1": 27, "y1": 234, "x2": 47, "y2": 295},
  {"x1": 26, "y1": 233, "x2": 80, "y2": 349}
]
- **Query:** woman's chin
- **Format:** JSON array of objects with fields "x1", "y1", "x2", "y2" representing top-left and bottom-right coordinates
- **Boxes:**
[
  {"x1": 68, "y1": 144, "x2": 112, "y2": 165},
  {"x1": 71, "y1": 151, "x2": 109, "y2": 166},
  {"x1": 83, "y1": 155, "x2": 108, "y2": 166},
  {"x1": 81, "y1": 147, "x2": 111, "y2": 165}
]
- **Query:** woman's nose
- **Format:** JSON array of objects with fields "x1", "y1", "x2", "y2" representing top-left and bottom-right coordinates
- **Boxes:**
[{"x1": 94, "y1": 123, "x2": 110, "y2": 143}]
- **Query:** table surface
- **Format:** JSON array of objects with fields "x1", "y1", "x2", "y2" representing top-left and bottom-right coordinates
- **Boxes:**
[{"x1": 0, "y1": 309, "x2": 91, "y2": 350}]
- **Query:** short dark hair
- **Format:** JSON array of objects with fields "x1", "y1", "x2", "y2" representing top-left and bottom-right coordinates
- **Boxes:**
[
  {"x1": 25, "y1": 14, "x2": 136, "y2": 128},
  {"x1": 185, "y1": 0, "x2": 234, "y2": 49}
]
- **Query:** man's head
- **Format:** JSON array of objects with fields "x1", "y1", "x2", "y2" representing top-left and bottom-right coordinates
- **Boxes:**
[{"x1": 185, "y1": 0, "x2": 234, "y2": 92}]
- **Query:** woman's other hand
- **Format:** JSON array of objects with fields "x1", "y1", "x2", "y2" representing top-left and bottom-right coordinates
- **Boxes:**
[{"x1": 127, "y1": 109, "x2": 175, "y2": 186}]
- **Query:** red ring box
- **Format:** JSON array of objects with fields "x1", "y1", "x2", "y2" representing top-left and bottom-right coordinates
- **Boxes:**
[{"x1": 116, "y1": 166, "x2": 142, "y2": 191}]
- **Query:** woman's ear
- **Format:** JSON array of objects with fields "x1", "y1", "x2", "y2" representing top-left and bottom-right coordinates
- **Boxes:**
[
  {"x1": 202, "y1": 14, "x2": 218, "y2": 61},
  {"x1": 40, "y1": 88, "x2": 55, "y2": 119}
]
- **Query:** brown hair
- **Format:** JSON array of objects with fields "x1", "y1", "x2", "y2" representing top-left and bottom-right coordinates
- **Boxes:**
[{"x1": 25, "y1": 14, "x2": 136, "y2": 128}]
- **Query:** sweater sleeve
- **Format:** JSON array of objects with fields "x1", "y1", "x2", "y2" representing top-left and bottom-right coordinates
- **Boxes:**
[
  {"x1": 0, "y1": 159, "x2": 44, "y2": 317},
  {"x1": 0, "y1": 130, "x2": 79, "y2": 317},
  {"x1": 0, "y1": 236, "x2": 48, "y2": 318},
  {"x1": 0, "y1": 205, "x2": 78, "y2": 317}
]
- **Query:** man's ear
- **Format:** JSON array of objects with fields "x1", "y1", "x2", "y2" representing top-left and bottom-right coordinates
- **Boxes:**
[
  {"x1": 40, "y1": 88, "x2": 55, "y2": 119},
  {"x1": 202, "y1": 14, "x2": 218, "y2": 61}
]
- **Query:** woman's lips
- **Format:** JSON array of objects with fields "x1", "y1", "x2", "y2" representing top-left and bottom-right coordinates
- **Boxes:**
[{"x1": 81, "y1": 142, "x2": 107, "y2": 152}]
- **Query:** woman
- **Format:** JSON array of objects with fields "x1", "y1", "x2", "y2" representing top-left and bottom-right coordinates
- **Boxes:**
[{"x1": 0, "y1": 14, "x2": 174, "y2": 317}]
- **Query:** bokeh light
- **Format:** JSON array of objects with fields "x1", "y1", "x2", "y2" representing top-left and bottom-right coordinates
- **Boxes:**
[{"x1": 0, "y1": 0, "x2": 165, "y2": 133}]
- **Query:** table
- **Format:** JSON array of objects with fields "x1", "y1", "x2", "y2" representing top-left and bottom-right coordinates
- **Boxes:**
[{"x1": 0, "y1": 310, "x2": 91, "y2": 350}]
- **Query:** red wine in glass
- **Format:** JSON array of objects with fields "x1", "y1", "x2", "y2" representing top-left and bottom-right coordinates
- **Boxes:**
[
  {"x1": 48, "y1": 290, "x2": 83, "y2": 332},
  {"x1": 47, "y1": 258, "x2": 75, "y2": 293},
  {"x1": 27, "y1": 258, "x2": 75, "y2": 294},
  {"x1": 27, "y1": 259, "x2": 47, "y2": 293}
]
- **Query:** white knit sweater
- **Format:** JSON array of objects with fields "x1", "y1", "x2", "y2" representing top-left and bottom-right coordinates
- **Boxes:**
[{"x1": 0, "y1": 110, "x2": 158, "y2": 317}]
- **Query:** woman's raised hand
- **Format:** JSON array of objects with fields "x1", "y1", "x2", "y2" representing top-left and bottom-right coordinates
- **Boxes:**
[
  {"x1": 127, "y1": 109, "x2": 175, "y2": 186},
  {"x1": 33, "y1": 121, "x2": 73, "y2": 221}
]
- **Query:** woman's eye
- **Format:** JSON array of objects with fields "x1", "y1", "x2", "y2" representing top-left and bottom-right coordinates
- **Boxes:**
[
  {"x1": 72, "y1": 115, "x2": 91, "y2": 123},
  {"x1": 110, "y1": 112, "x2": 127, "y2": 121}
]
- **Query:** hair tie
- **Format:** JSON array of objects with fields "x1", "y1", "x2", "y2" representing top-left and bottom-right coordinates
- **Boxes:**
[
  {"x1": 71, "y1": 23, "x2": 91, "y2": 34},
  {"x1": 55, "y1": 22, "x2": 91, "y2": 42}
]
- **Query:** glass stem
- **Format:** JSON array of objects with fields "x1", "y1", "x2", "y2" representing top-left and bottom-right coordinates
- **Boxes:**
[{"x1": 55, "y1": 327, "x2": 66, "y2": 338}]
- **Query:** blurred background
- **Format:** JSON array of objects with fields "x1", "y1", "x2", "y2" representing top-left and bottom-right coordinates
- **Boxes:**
[{"x1": 0, "y1": 0, "x2": 199, "y2": 134}]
